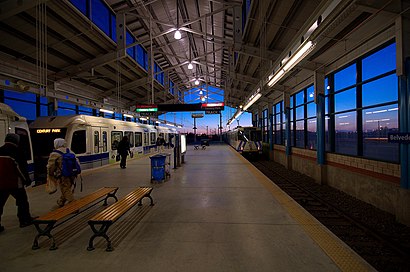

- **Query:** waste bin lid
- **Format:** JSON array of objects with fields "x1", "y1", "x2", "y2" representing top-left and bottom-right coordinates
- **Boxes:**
[{"x1": 150, "y1": 154, "x2": 166, "y2": 159}]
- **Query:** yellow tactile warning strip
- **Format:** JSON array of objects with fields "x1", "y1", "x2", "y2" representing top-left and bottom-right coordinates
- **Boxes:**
[{"x1": 231, "y1": 149, "x2": 375, "y2": 272}]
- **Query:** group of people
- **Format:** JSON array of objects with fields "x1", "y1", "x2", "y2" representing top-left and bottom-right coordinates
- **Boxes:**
[
  {"x1": 0, "y1": 134, "x2": 78, "y2": 233},
  {"x1": 0, "y1": 133, "x2": 173, "y2": 232}
]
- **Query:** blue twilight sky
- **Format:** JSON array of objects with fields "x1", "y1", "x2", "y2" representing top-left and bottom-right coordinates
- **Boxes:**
[{"x1": 159, "y1": 85, "x2": 252, "y2": 134}]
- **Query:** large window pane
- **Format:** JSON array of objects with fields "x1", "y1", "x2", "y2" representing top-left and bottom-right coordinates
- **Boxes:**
[
  {"x1": 362, "y1": 43, "x2": 395, "y2": 81},
  {"x1": 126, "y1": 31, "x2": 135, "y2": 58},
  {"x1": 334, "y1": 64, "x2": 356, "y2": 91},
  {"x1": 362, "y1": 74, "x2": 398, "y2": 107},
  {"x1": 295, "y1": 120, "x2": 304, "y2": 148},
  {"x1": 307, "y1": 103, "x2": 316, "y2": 118},
  {"x1": 325, "y1": 116, "x2": 330, "y2": 151},
  {"x1": 4, "y1": 99, "x2": 36, "y2": 120},
  {"x1": 70, "y1": 0, "x2": 87, "y2": 16},
  {"x1": 335, "y1": 88, "x2": 356, "y2": 112},
  {"x1": 363, "y1": 105, "x2": 399, "y2": 162},
  {"x1": 295, "y1": 91, "x2": 304, "y2": 106},
  {"x1": 307, "y1": 119, "x2": 317, "y2": 150},
  {"x1": 295, "y1": 106, "x2": 304, "y2": 120},
  {"x1": 307, "y1": 86, "x2": 314, "y2": 102},
  {"x1": 335, "y1": 111, "x2": 357, "y2": 155},
  {"x1": 91, "y1": 0, "x2": 110, "y2": 36}
]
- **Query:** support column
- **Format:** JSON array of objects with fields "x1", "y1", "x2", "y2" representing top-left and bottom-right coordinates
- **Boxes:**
[
  {"x1": 284, "y1": 92, "x2": 291, "y2": 169},
  {"x1": 315, "y1": 71, "x2": 326, "y2": 184}
]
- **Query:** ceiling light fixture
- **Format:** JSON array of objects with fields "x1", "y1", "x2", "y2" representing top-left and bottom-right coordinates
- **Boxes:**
[
  {"x1": 267, "y1": 40, "x2": 315, "y2": 87},
  {"x1": 174, "y1": 0, "x2": 182, "y2": 40},
  {"x1": 100, "y1": 108, "x2": 114, "y2": 114},
  {"x1": 195, "y1": 79, "x2": 199, "y2": 85},
  {"x1": 188, "y1": 62, "x2": 193, "y2": 69}
]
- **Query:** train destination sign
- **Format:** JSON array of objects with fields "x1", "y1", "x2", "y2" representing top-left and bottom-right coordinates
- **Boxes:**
[
  {"x1": 36, "y1": 128, "x2": 61, "y2": 134},
  {"x1": 388, "y1": 133, "x2": 410, "y2": 143}
]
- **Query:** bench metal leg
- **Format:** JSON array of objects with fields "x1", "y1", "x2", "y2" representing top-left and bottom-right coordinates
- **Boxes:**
[
  {"x1": 87, "y1": 222, "x2": 113, "y2": 252},
  {"x1": 138, "y1": 193, "x2": 155, "y2": 206},
  {"x1": 103, "y1": 189, "x2": 119, "y2": 206},
  {"x1": 32, "y1": 221, "x2": 58, "y2": 250}
]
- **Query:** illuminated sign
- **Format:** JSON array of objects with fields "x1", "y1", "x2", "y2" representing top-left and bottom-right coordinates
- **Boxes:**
[
  {"x1": 136, "y1": 104, "x2": 158, "y2": 112},
  {"x1": 201, "y1": 102, "x2": 224, "y2": 107},
  {"x1": 36, "y1": 128, "x2": 61, "y2": 134},
  {"x1": 201, "y1": 102, "x2": 224, "y2": 111}
]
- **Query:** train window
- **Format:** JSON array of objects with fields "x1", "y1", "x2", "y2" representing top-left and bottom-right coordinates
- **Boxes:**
[
  {"x1": 102, "y1": 131, "x2": 107, "y2": 152},
  {"x1": 111, "y1": 131, "x2": 122, "y2": 150},
  {"x1": 150, "y1": 132, "x2": 156, "y2": 145},
  {"x1": 135, "y1": 132, "x2": 142, "y2": 147},
  {"x1": 72, "y1": 130, "x2": 86, "y2": 154},
  {"x1": 125, "y1": 131, "x2": 134, "y2": 147},
  {"x1": 14, "y1": 127, "x2": 32, "y2": 160},
  {"x1": 94, "y1": 131, "x2": 99, "y2": 153},
  {"x1": 144, "y1": 132, "x2": 149, "y2": 145}
]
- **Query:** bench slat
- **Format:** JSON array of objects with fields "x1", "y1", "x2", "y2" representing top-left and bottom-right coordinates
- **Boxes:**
[
  {"x1": 89, "y1": 187, "x2": 152, "y2": 223},
  {"x1": 37, "y1": 187, "x2": 118, "y2": 221}
]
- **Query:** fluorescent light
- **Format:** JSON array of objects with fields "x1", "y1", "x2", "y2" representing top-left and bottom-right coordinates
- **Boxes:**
[
  {"x1": 283, "y1": 41, "x2": 314, "y2": 71},
  {"x1": 267, "y1": 69, "x2": 284, "y2": 87},
  {"x1": 156, "y1": 120, "x2": 161, "y2": 124},
  {"x1": 243, "y1": 93, "x2": 262, "y2": 111},
  {"x1": 123, "y1": 114, "x2": 133, "y2": 118},
  {"x1": 188, "y1": 63, "x2": 193, "y2": 69},
  {"x1": 100, "y1": 109, "x2": 114, "y2": 114},
  {"x1": 234, "y1": 110, "x2": 243, "y2": 119},
  {"x1": 139, "y1": 117, "x2": 148, "y2": 121},
  {"x1": 174, "y1": 30, "x2": 181, "y2": 40}
]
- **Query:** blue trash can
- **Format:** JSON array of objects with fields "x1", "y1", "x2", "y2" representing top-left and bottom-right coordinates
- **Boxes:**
[{"x1": 150, "y1": 154, "x2": 166, "y2": 181}]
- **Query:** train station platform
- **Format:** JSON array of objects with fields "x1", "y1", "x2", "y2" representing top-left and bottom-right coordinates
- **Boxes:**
[{"x1": 0, "y1": 144, "x2": 375, "y2": 272}]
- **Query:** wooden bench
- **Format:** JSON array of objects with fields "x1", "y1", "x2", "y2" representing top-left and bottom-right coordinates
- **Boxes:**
[
  {"x1": 87, "y1": 187, "x2": 154, "y2": 252},
  {"x1": 32, "y1": 187, "x2": 118, "y2": 250}
]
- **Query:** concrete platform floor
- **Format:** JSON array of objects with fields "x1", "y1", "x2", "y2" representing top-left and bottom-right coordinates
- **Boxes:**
[{"x1": 0, "y1": 145, "x2": 375, "y2": 272}]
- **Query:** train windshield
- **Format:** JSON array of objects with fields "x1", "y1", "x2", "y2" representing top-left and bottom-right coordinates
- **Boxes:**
[
  {"x1": 239, "y1": 129, "x2": 262, "y2": 142},
  {"x1": 30, "y1": 128, "x2": 67, "y2": 157}
]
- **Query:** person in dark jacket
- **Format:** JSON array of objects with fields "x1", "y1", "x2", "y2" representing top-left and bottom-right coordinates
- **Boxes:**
[
  {"x1": 117, "y1": 136, "x2": 130, "y2": 169},
  {"x1": 0, "y1": 133, "x2": 35, "y2": 232}
]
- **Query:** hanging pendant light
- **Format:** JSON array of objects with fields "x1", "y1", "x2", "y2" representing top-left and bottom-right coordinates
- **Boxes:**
[{"x1": 174, "y1": 0, "x2": 182, "y2": 40}]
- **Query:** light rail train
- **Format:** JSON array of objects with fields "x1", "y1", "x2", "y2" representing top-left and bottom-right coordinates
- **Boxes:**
[
  {"x1": 28, "y1": 115, "x2": 178, "y2": 182},
  {"x1": 0, "y1": 102, "x2": 34, "y2": 180},
  {"x1": 224, "y1": 126, "x2": 262, "y2": 157}
]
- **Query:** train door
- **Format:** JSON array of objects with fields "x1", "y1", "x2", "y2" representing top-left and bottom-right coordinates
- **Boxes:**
[{"x1": 92, "y1": 126, "x2": 109, "y2": 168}]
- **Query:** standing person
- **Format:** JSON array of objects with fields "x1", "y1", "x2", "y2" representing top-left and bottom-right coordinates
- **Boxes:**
[
  {"x1": 117, "y1": 136, "x2": 130, "y2": 169},
  {"x1": 47, "y1": 138, "x2": 78, "y2": 207},
  {"x1": 0, "y1": 133, "x2": 36, "y2": 232}
]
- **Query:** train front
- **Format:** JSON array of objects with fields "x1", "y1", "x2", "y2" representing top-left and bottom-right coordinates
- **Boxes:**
[{"x1": 29, "y1": 118, "x2": 68, "y2": 184}]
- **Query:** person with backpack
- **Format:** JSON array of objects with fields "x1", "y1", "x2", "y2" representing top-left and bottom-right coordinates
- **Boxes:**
[
  {"x1": 0, "y1": 133, "x2": 36, "y2": 232},
  {"x1": 117, "y1": 136, "x2": 130, "y2": 169},
  {"x1": 46, "y1": 138, "x2": 81, "y2": 207}
]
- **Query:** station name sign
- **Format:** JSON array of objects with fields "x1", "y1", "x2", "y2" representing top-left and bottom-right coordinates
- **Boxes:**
[
  {"x1": 36, "y1": 128, "x2": 61, "y2": 134},
  {"x1": 388, "y1": 133, "x2": 410, "y2": 143},
  {"x1": 191, "y1": 113, "x2": 204, "y2": 118}
]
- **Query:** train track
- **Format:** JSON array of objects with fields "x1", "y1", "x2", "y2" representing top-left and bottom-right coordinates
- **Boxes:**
[{"x1": 252, "y1": 160, "x2": 410, "y2": 272}]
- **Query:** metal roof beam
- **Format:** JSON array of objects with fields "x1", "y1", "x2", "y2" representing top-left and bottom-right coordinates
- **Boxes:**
[
  {"x1": 54, "y1": 49, "x2": 127, "y2": 81},
  {"x1": 0, "y1": 0, "x2": 50, "y2": 21}
]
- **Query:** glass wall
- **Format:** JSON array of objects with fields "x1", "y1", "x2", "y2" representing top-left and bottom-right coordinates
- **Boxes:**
[
  {"x1": 289, "y1": 85, "x2": 316, "y2": 150},
  {"x1": 273, "y1": 101, "x2": 284, "y2": 145},
  {"x1": 325, "y1": 42, "x2": 398, "y2": 162}
]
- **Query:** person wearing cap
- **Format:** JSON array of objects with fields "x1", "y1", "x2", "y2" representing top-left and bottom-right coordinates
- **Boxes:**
[
  {"x1": 46, "y1": 138, "x2": 76, "y2": 207},
  {"x1": 0, "y1": 133, "x2": 36, "y2": 232}
]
